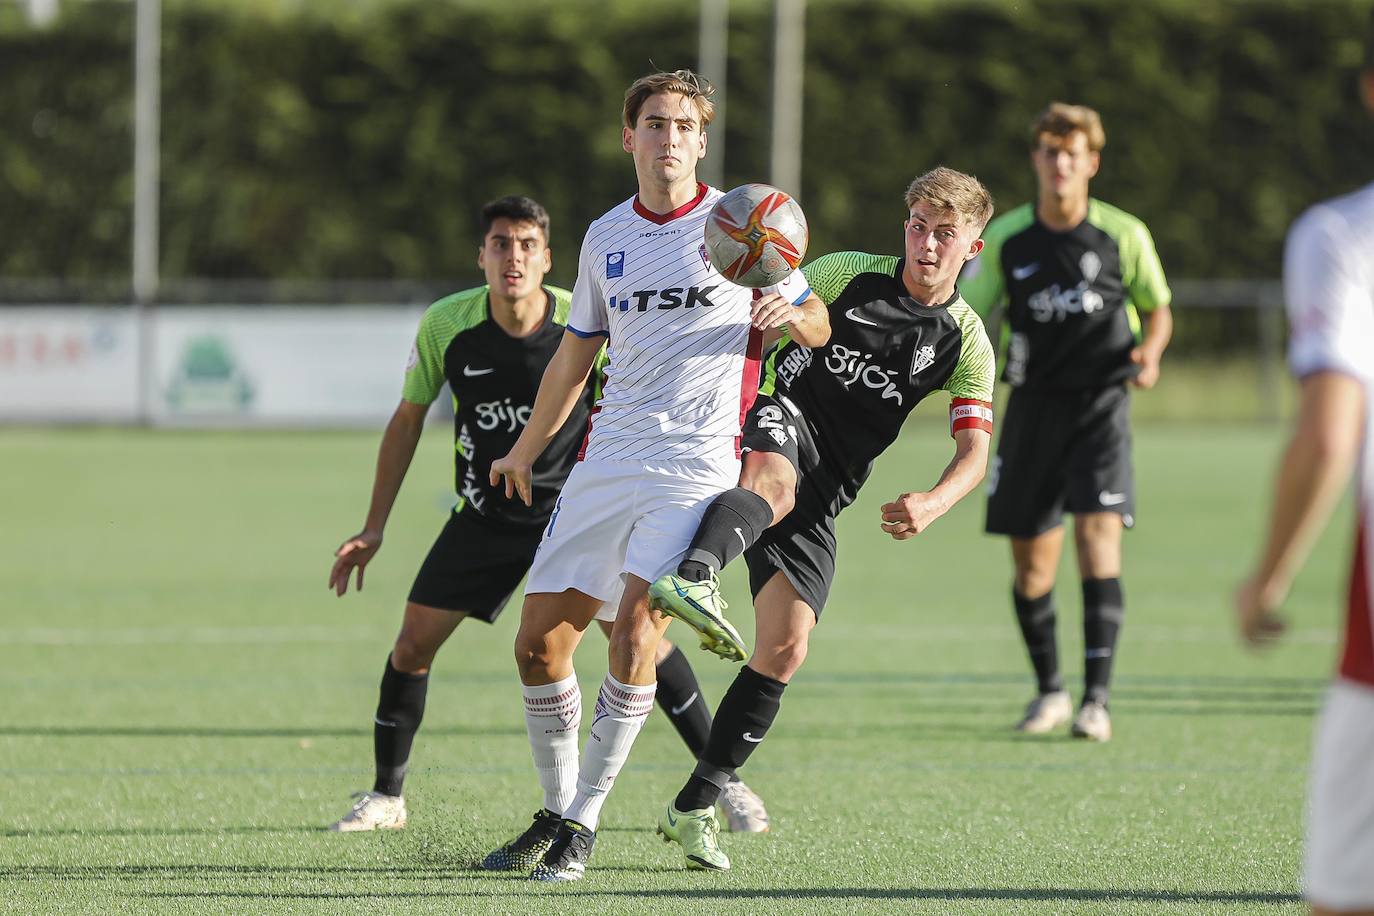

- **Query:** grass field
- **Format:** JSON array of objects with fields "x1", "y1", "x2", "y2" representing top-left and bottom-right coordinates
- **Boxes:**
[{"x1": 0, "y1": 418, "x2": 1353, "y2": 915}]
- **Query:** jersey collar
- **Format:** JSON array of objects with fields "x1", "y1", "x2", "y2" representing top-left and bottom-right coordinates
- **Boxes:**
[
  {"x1": 893, "y1": 258, "x2": 961, "y2": 311},
  {"x1": 633, "y1": 182, "x2": 710, "y2": 224}
]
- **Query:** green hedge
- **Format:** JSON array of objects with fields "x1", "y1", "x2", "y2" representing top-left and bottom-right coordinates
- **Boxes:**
[{"x1": 2, "y1": 0, "x2": 1371, "y2": 292}]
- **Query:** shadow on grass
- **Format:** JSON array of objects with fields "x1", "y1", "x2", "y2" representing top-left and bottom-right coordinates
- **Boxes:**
[
  {"x1": 132, "y1": 886, "x2": 1302, "y2": 904},
  {"x1": 0, "y1": 725, "x2": 524, "y2": 739}
]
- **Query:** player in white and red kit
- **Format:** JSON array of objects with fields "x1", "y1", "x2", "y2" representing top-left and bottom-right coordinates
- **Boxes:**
[
  {"x1": 1236, "y1": 23, "x2": 1374, "y2": 914},
  {"x1": 485, "y1": 70, "x2": 828, "y2": 882}
]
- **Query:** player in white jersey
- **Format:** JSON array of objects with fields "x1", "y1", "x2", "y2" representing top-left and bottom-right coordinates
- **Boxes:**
[
  {"x1": 1236, "y1": 23, "x2": 1374, "y2": 915},
  {"x1": 486, "y1": 69, "x2": 828, "y2": 882}
]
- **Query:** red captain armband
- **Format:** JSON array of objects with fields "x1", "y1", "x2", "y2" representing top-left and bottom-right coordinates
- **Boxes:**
[{"x1": 949, "y1": 398, "x2": 994, "y2": 436}]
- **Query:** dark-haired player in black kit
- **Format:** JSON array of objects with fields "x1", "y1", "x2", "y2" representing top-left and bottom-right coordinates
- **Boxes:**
[
  {"x1": 324, "y1": 196, "x2": 769, "y2": 845},
  {"x1": 960, "y1": 103, "x2": 1173, "y2": 742},
  {"x1": 648, "y1": 167, "x2": 997, "y2": 869}
]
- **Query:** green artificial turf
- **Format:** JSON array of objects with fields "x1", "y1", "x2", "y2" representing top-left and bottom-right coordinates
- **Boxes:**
[{"x1": 0, "y1": 417, "x2": 1348, "y2": 914}]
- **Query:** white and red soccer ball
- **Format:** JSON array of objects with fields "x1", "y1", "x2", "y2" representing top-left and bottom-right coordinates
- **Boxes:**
[{"x1": 702, "y1": 183, "x2": 809, "y2": 288}]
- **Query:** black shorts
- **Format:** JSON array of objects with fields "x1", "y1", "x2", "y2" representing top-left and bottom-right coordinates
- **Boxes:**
[
  {"x1": 739, "y1": 393, "x2": 838, "y2": 618},
  {"x1": 407, "y1": 507, "x2": 545, "y2": 622},
  {"x1": 984, "y1": 384, "x2": 1135, "y2": 538}
]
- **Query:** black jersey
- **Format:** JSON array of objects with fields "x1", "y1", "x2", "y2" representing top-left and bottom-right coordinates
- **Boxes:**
[
  {"x1": 402, "y1": 285, "x2": 603, "y2": 530},
  {"x1": 760, "y1": 252, "x2": 995, "y2": 514},
  {"x1": 961, "y1": 200, "x2": 1171, "y2": 391}
]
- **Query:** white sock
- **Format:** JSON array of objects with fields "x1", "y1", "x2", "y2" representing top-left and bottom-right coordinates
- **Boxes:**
[
  {"x1": 562, "y1": 675, "x2": 656, "y2": 830},
  {"x1": 521, "y1": 674, "x2": 581, "y2": 816}
]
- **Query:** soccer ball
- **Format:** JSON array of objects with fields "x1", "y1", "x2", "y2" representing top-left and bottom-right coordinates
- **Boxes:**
[{"x1": 703, "y1": 184, "x2": 809, "y2": 288}]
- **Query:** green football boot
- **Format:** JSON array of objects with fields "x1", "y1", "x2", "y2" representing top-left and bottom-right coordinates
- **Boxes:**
[
  {"x1": 648, "y1": 571, "x2": 749, "y2": 662},
  {"x1": 656, "y1": 803, "x2": 730, "y2": 871}
]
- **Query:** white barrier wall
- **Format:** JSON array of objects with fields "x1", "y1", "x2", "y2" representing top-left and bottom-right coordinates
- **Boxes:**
[
  {"x1": 0, "y1": 307, "x2": 141, "y2": 422},
  {"x1": 1, "y1": 305, "x2": 428, "y2": 427}
]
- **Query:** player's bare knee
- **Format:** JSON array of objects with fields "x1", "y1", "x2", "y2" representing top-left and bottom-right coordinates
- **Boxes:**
[
  {"x1": 1014, "y1": 567, "x2": 1055, "y2": 598},
  {"x1": 514, "y1": 627, "x2": 557, "y2": 682},
  {"x1": 757, "y1": 478, "x2": 794, "y2": 523},
  {"x1": 754, "y1": 638, "x2": 808, "y2": 682},
  {"x1": 607, "y1": 623, "x2": 659, "y2": 677},
  {"x1": 390, "y1": 636, "x2": 436, "y2": 674}
]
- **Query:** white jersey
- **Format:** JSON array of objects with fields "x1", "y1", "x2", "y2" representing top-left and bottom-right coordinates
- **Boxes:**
[
  {"x1": 567, "y1": 183, "x2": 812, "y2": 463},
  {"x1": 1284, "y1": 179, "x2": 1374, "y2": 686}
]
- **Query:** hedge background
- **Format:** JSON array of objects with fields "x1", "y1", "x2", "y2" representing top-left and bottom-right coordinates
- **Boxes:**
[{"x1": 2, "y1": 0, "x2": 1372, "y2": 296}]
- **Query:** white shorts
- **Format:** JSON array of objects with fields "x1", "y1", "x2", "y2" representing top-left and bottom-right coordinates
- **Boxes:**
[
  {"x1": 1304, "y1": 678, "x2": 1374, "y2": 911},
  {"x1": 525, "y1": 457, "x2": 739, "y2": 621}
]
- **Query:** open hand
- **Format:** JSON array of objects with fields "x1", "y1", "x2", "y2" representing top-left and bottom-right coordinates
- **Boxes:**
[
  {"x1": 490, "y1": 453, "x2": 534, "y2": 506},
  {"x1": 330, "y1": 529, "x2": 382, "y2": 596}
]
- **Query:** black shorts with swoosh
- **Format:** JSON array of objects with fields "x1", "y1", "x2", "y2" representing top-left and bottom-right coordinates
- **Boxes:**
[{"x1": 984, "y1": 383, "x2": 1134, "y2": 538}]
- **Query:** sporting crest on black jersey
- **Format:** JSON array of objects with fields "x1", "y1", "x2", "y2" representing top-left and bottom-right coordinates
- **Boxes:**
[{"x1": 911, "y1": 345, "x2": 936, "y2": 376}]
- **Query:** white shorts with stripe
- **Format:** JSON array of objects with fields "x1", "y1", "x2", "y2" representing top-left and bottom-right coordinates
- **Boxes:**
[
  {"x1": 1304, "y1": 678, "x2": 1374, "y2": 911},
  {"x1": 525, "y1": 456, "x2": 739, "y2": 621}
]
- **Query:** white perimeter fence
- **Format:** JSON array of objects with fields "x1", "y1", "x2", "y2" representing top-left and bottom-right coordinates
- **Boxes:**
[{"x1": 0, "y1": 280, "x2": 1285, "y2": 427}]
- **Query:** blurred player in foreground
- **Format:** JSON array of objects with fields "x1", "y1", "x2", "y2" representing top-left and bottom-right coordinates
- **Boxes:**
[
  {"x1": 1236, "y1": 22, "x2": 1374, "y2": 915},
  {"x1": 650, "y1": 167, "x2": 996, "y2": 870},
  {"x1": 488, "y1": 70, "x2": 827, "y2": 881},
  {"x1": 961, "y1": 103, "x2": 1173, "y2": 741},
  {"x1": 325, "y1": 195, "x2": 769, "y2": 837}
]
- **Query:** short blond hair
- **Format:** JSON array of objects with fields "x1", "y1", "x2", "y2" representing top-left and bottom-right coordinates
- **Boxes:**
[
  {"x1": 1031, "y1": 102, "x2": 1106, "y2": 152},
  {"x1": 622, "y1": 69, "x2": 716, "y2": 130},
  {"x1": 903, "y1": 166, "x2": 994, "y2": 233}
]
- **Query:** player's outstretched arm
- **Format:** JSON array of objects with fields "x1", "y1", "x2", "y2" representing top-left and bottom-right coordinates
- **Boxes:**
[
  {"x1": 879, "y1": 427, "x2": 991, "y2": 540},
  {"x1": 490, "y1": 330, "x2": 602, "y2": 506},
  {"x1": 1235, "y1": 371, "x2": 1365, "y2": 645},
  {"x1": 330, "y1": 399, "x2": 428, "y2": 596},
  {"x1": 751, "y1": 290, "x2": 830, "y2": 350},
  {"x1": 1130, "y1": 301, "x2": 1173, "y2": 389}
]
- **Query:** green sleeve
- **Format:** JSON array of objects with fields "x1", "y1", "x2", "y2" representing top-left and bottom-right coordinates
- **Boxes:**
[
  {"x1": 1122, "y1": 221, "x2": 1171, "y2": 312},
  {"x1": 958, "y1": 205, "x2": 1033, "y2": 317},
  {"x1": 802, "y1": 251, "x2": 898, "y2": 303},
  {"x1": 401, "y1": 306, "x2": 449, "y2": 405},
  {"x1": 944, "y1": 301, "x2": 996, "y2": 401},
  {"x1": 400, "y1": 287, "x2": 489, "y2": 406}
]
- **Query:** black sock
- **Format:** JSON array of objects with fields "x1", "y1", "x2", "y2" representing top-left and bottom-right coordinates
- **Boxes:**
[
  {"x1": 1082, "y1": 578, "x2": 1124, "y2": 706},
  {"x1": 1013, "y1": 588, "x2": 1063, "y2": 695},
  {"x1": 373, "y1": 655, "x2": 429, "y2": 797},
  {"x1": 677, "y1": 488, "x2": 775, "y2": 582},
  {"x1": 674, "y1": 666, "x2": 786, "y2": 811},
  {"x1": 654, "y1": 645, "x2": 713, "y2": 760}
]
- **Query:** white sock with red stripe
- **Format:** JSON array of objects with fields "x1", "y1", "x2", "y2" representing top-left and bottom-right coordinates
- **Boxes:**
[
  {"x1": 521, "y1": 674, "x2": 581, "y2": 816},
  {"x1": 561, "y1": 674, "x2": 656, "y2": 830}
]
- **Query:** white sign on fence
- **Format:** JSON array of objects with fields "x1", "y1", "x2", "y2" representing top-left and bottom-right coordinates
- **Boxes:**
[
  {"x1": 0, "y1": 307, "x2": 141, "y2": 422},
  {"x1": 0, "y1": 305, "x2": 427, "y2": 426},
  {"x1": 150, "y1": 307, "x2": 423, "y2": 425}
]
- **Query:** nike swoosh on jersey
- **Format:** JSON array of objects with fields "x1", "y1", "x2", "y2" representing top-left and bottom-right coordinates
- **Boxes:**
[
  {"x1": 1011, "y1": 263, "x2": 1040, "y2": 280},
  {"x1": 463, "y1": 366, "x2": 495, "y2": 377},
  {"x1": 1098, "y1": 490, "x2": 1128, "y2": 506},
  {"x1": 742, "y1": 731, "x2": 765, "y2": 743},
  {"x1": 845, "y1": 307, "x2": 880, "y2": 327}
]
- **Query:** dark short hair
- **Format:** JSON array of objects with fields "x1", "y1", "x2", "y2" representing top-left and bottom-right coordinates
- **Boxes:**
[{"x1": 479, "y1": 196, "x2": 550, "y2": 242}]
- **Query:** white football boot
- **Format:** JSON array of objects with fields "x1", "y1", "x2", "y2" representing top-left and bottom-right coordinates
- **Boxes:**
[
  {"x1": 1070, "y1": 700, "x2": 1112, "y2": 742},
  {"x1": 328, "y1": 791, "x2": 407, "y2": 832},
  {"x1": 1014, "y1": 690, "x2": 1073, "y2": 734},
  {"x1": 718, "y1": 780, "x2": 770, "y2": 833}
]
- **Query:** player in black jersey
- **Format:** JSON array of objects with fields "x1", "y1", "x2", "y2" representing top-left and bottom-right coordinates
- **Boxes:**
[
  {"x1": 649, "y1": 167, "x2": 997, "y2": 870},
  {"x1": 324, "y1": 196, "x2": 768, "y2": 840},
  {"x1": 961, "y1": 104, "x2": 1174, "y2": 742}
]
